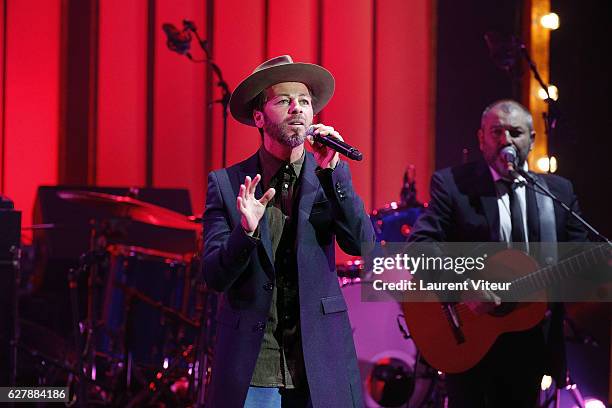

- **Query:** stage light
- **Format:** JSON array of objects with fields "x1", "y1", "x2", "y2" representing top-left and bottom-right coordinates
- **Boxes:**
[
  {"x1": 538, "y1": 85, "x2": 559, "y2": 101},
  {"x1": 537, "y1": 156, "x2": 550, "y2": 172},
  {"x1": 536, "y1": 156, "x2": 558, "y2": 173},
  {"x1": 549, "y1": 156, "x2": 558, "y2": 173},
  {"x1": 540, "y1": 375, "x2": 552, "y2": 390},
  {"x1": 573, "y1": 398, "x2": 606, "y2": 408},
  {"x1": 540, "y1": 13, "x2": 560, "y2": 30}
]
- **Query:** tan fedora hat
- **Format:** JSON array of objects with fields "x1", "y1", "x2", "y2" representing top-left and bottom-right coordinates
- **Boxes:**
[{"x1": 229, "y1": 55, "x2": 335, "y2": 126}]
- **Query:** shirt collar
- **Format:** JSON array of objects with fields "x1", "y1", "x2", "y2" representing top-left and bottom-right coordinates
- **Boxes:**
[
  {"x1": 488, "y1": 161, "x2": 529, "y2": 185},
  {"x1": 258, "y1": 145, "x2": 305, "y2": 189}
]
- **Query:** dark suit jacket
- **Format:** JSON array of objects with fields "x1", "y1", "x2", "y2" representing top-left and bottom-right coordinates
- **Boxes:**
[
  {"x1": 202, "y1": 151, "x2": 375, "y2": 407},
  {"x1": 407, "y1": 159, "x2": 589, "y2": 381},
  {"x1": 407, "y1": 159, "x2": 588, "y2": 244}
]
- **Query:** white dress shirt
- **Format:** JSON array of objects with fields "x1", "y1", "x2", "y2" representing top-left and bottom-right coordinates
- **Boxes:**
[{"x1": 489, "y1": 164, "x2": 529, "y2": 244}]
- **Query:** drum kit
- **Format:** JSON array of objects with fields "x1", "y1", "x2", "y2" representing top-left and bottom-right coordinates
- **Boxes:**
[{"x1": 14, "y1": 190, "x2": 213, "y2": 407}]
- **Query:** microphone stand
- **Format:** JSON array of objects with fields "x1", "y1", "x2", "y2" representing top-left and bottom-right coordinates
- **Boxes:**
[
  {"x1": 182, "y1": 20, "x2": 231, "y2": 168},
  {"x1": 485, "y1": 32, "x2": 560, "y2": 174},
  {"x1": 515, "y1": 167, "x2": 611, "y2": 245},
  {"x1": 518, "y1": 44, "x2": 561, "y2": 173}
]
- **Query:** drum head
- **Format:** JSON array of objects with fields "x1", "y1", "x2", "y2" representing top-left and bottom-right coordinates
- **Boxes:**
[{"x1": 342, "y1": 281, "x2": 434, "y2": 407}]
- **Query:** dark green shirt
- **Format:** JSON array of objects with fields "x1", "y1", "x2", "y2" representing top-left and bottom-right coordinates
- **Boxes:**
[{"x1": 250, "y1": 146, "x2": 306, "y2": 389}]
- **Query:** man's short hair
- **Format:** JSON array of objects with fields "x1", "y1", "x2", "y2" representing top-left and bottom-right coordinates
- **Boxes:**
[{"x1": 480, "y1": 99, "x2": 534, "y2": 133}]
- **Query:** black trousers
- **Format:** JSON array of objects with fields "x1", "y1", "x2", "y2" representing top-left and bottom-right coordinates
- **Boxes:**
[{"x1": 445, "y1": 325, "x2": 546, "y2": 408}]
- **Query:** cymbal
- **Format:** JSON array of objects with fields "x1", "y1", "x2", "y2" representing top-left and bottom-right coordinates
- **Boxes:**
[
  {"x1": 21, "y1": 223, "x2": 59, "y2": 230},
  {"x1": 57, "y1": 191, "x2": 200, "y2": 231}
]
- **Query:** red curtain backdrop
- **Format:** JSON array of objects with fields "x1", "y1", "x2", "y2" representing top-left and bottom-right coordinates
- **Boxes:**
[
  {"x1": 1, "y1": 0, "x2": 61, "y2": 241},
  {"x1": 97, "y1": 0, "x2": 149, "y2": 187},
  {"x1": 0, "y1": 0, "x2": 435, "y2": 257}
]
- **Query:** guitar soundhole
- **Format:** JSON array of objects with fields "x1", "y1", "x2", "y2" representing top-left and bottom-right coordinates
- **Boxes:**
[{"x1": 489, "y1": 302, "x2": 517, "y2": 316}]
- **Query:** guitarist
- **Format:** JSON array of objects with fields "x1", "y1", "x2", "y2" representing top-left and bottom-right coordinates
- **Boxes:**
[{"x1": 407, "y1": 99, "x2": 589, "y2": 407}]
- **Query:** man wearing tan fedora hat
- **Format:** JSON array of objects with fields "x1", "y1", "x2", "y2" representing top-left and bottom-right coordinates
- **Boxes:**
[{"x1": 202, "y1": 55, "x2": 374, "y2": 407}]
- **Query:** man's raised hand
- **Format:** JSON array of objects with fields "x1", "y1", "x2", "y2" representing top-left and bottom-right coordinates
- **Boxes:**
[{"x1": 236, "y1": 174, "x2": 275, "y2": 235}]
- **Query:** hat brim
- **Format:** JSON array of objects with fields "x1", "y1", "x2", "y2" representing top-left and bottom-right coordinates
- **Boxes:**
[{"x1": 229, "y1": 63, "x2": 335, "y2": 126}]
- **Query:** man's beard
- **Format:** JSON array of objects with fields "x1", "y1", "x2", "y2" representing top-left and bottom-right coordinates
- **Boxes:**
[{"x1": 263, "y1": 114, "x2": 307, "y2": 148}]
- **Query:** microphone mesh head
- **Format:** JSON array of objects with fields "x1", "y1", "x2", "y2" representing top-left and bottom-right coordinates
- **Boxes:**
[{"x1": 500, "y1": 146, "x2": 518, "y2": 165}]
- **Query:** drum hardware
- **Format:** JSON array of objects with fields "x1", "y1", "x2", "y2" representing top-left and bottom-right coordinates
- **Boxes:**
[
  {"x1": 337, "y1": 257, "x2": 365, "y2": 280},
  {"x1": 65, "y1": 218, "x2": 115, "y2": 407},
  {"x1": 105, "y1": 248, "x2": 203, "y2": 405},
  {"x1": 6, "y1": 189, "x2": 206, "y2": 406},
  {"x1": 8, "y1": 245, "x2": 22, "y2": 387},
  {"x1": 192, "y1": 275, "x2": 216, "y2": 407},
  {"x1": 371, "y1": 203, "x2": 423, "y2": 244},
  {"x1": 51, "y1": 190, "x2": 205, "y2": 406},
  {"x1": 116, "y1": 283, "x2": 200, "y2": 329},
  {"x1": 338, "y1": 276, "x2": 441, "y2": 407},
  {"x1": 400, "y1": 164, "x2": 421, "y2": 208}
]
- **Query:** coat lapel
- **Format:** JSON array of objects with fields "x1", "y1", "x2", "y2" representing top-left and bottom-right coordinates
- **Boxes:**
[
  {"x1": 525, "y1": 178, "x2": 540, "y2": 242},
  {"x1": 297, "y1": 152, "x2": 320, "y2": 236},
  {"x1": 474, "y1": 162, "x2": 501, "y2": 242}
]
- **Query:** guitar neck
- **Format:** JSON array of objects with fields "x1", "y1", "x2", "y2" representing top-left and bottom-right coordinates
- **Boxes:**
[{"x1": 506, "y1": 244, "x2": 609, "y2": 299}]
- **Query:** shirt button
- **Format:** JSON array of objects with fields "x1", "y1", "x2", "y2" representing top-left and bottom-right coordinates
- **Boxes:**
[
  {"x1": 284, "y1": 183, "x2": 289, "y2": 189},
  {"x1": 285, "y1": 165, "x2": 290, "y2": 170}
]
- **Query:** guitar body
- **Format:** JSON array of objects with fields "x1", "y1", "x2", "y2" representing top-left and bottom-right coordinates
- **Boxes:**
[{"x1": 401, "y1": 249, "x2": 547, "y2": 373}]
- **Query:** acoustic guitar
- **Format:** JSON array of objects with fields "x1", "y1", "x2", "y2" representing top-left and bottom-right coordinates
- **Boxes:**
[{"x1": 401, "y1": 245, "x2": 610, "y2": 373}]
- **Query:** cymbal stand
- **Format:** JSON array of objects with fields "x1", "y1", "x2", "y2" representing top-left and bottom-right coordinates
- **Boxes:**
[
  {"x1": 122, "y1": 290, "x2": 136, "y2": 398},
  {"x1": 68, "y1": 267, "x2": 87, "y2": 407},
  {"x1": 194, "y1": 281, "x2": 216, "y2": 407},
  {"x1": 69, "y1": 219, "x2": 111, "y2": 407},
  {"x1": 8, "y1": 245, "x2": 22, "y2": 388}
]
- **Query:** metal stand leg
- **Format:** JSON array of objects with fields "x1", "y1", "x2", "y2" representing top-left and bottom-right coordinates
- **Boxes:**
[
  {"x1": 9, "y1": 246, "x2": 22, "y2": 387},
  {"x1": 68, "y1": 267, "x2": 88, "y2": 407}
]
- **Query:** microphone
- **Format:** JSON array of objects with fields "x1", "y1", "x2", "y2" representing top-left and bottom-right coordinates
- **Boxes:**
[
  {"x1": 500, "y1": 145, "x2": 522, "y2": 178},
  {"x1": 500, "y1": 145, "x2": 517, "y2": 166},
  {"x1": 162, "y1": 23, "x2": 192, "y2": 55},
  {"x1": 306, "y1": 127, "x2": 363, "y2": 161}
]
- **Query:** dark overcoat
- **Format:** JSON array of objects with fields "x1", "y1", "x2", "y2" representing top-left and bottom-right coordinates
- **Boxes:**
[{"x1": 202, "y1": 151, "x2": 375, "y2": 407}]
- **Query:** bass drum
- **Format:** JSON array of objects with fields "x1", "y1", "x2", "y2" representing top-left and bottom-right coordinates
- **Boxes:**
[
  {"x1": 342, "y1": 279, "x2": 435, "y2": 408},
  {"x1": 102, "y1": 244, "x2": 193, "y2": 366}
]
